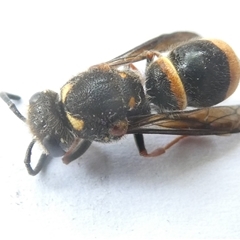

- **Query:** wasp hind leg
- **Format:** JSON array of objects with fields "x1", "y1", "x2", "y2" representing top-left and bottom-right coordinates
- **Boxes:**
[{"x1": 134, "y1": 134, "x2": 187, "y2": 157}]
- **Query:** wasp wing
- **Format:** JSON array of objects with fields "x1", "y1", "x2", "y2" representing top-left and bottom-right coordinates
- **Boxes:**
[
  {"x1": 127, "y1": 105, "x2": 240, "y2": 135},
  {"x1": 106, "y1": 31, "x2": 200, "y2": 66}
]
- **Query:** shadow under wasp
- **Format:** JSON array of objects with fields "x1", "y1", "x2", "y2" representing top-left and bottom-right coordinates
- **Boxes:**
[{"x1": 1, "y1": 31, "x2": 240, "y2": 176}]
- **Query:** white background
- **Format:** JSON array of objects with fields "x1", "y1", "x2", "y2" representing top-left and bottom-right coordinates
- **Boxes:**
[{"x1": 0, "y1": 1, "x2": 240, "y2": 239}]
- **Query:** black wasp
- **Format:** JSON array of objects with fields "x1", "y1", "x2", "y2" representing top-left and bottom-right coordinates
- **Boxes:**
[{"x1": 1, "y1": 31, "x2": 240, "y2": 176}]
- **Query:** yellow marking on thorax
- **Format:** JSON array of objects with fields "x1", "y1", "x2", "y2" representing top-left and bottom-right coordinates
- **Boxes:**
[
  {"x1": 128, "y1": 97, "x2": 136, "y2": 109},
  {"x1": 61, "y1": 82, "x2": 74, "y2": 103},
  {"x1": 66, "y1": 113, "x2": 84, "y2": 131},
  {"x1": 118, "y1": 72, "x2": 127, "y2": 78}
]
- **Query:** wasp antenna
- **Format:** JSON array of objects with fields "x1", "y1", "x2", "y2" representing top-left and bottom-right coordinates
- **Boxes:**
[
  {"x1": 0, "y1": 92, "x2": 26, "y2": 122},
  {"x1": 24, "y1": 139, "x2": 49, "y2": 176}
]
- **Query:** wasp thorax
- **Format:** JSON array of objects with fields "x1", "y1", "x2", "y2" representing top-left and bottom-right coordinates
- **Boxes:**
[
  {"x1": 61, "y1": 66, "x2": 150, "y2": 142},
  {"x1": 27, "y1": 90, "x2": 74, "y2": 157}
]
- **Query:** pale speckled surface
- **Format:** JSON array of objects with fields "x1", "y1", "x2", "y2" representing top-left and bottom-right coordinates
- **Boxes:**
[{"x1": 0, "y1": 1, "x2": 240, "y2": 239}]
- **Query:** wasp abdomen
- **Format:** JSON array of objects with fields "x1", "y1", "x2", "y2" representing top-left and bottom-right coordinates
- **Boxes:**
[
  {"x1": 146, "y1": 39, "x2": 240, "y2": 110},
  {"x1": 145, "y1": 56, "x2": 187, "y2": 110}
]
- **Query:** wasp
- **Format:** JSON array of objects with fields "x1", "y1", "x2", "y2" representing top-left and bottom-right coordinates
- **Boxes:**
[{"x1": 1, "y1": 31, "x2": 240, "y2": 176}]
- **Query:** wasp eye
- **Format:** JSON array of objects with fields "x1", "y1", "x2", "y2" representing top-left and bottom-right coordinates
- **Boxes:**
[{"x1": 29, "y1": 92, "x2": 42, "y2": 104}]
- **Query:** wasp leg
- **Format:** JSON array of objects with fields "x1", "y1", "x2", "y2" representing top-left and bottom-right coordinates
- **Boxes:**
[
  {"x1": 145, "y1": 51, "x2": 161, "y2": 66},
  {"x1": 134, "y1": 134, "x2": 187, "y2": 157},
  {"x1": 0, "y1": 92, "x2": 26, "y2": 122},
  {"x1": 62, "y1": 139, "x2": 92, "y2": 164},
  {"x1": 24, "y1": 139, "x2": 49, "y2": 176},
  {"x1": 128, "y1": 63, "x2": 138, "y2": 70}
]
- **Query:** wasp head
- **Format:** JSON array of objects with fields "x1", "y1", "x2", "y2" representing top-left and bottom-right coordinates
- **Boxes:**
[{"x1": 27, "y1": 90, "x2": 74, "y2": 157}]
